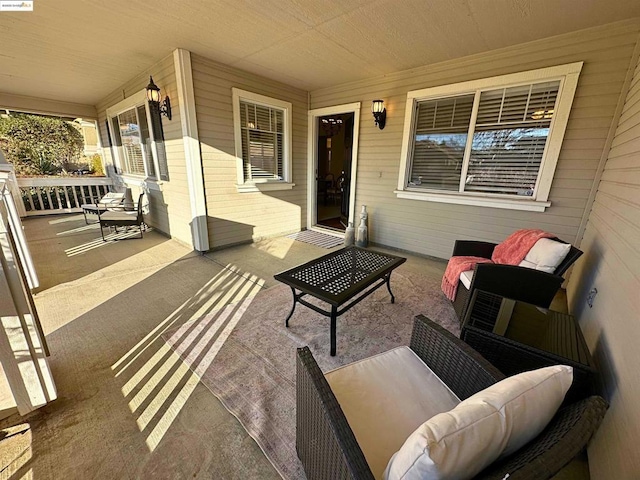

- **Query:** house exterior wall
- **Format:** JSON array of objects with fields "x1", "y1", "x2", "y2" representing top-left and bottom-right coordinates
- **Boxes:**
[
  {"x1": 566, "y1": 47, "x2": 640, "y2": 479},
  {"x1": 310, "y1": 20, "x2": 640, "y2": 260},
  {"x1": 190, "y1": 54, "x2": 308, "y2": 249},
  {"x1": 96, "y1": 54, "x2": 194, "y2": 247}
]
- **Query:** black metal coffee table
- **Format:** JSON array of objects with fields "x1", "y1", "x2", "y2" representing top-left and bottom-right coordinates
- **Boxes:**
[{"x1": 274, "y1": 246, "x2": 406, "y2": 356}]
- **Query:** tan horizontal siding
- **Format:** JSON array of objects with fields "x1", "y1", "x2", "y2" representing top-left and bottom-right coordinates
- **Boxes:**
[
  {"x1": 566, "y1": 36, "x2": 640, "y2": 480},
  {"x1": 310, "y1": 20, "x2": 640, "y2": 260},
  {"x1": 191, "y1": 53, "x2": 308, "y2": 249},
  {"x1": 95, "y1": 53, "x2": 194, "y2": 247}
]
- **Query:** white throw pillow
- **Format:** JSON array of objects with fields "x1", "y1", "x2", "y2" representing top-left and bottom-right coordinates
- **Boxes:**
[
  {"x1": 519, "y1": 238, "x2": 571, "y2": 274},
  {"x1": 384, "y1": 365, "x2": 573, "y2": 480}
]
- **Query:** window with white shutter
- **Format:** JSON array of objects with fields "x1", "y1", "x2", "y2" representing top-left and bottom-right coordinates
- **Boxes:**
[
  {"x1": 113, "y1": 106, "x2": 157, "y2": 178},
  {"x1": 240, "y1": 101, "x2": 283, "y2": 181},
  {"x1": 106, "y1": 90, "x2": 168, "y2": 183},
  {"x1": 408, "y1": 94, "x2": 474, "y2": 191},
  {"x1": 232, "y1": 88, "x2": 293, "y2": 192},
  {"x1": 397, "y1": 63, "x2": 582, "y2": 212}
]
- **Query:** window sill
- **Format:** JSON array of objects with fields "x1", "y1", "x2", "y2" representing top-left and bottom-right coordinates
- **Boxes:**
[
  {"x1": 236, "y1": 182, "x2": 295, "y2": 193},
  {"x1": 120, "y1": 174, "x2": 164, "y2": 192},
  {"x1": 394, "y1": 190, "x2": 551, "y2": 212}
]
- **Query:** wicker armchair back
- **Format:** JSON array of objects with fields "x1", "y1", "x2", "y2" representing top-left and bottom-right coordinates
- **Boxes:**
[{"x1": 296, "y1": 315, "x2": 607, "y2": 480}]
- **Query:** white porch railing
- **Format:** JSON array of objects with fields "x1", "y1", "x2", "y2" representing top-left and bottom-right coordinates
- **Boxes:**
[{"x1": 17, "y1": 177, "x2": 114, "y2": 216}]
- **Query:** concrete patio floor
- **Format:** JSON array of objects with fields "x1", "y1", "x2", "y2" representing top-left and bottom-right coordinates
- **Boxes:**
[{"x1": 0, "y1": 214, "x2": 587, "y2": 479}]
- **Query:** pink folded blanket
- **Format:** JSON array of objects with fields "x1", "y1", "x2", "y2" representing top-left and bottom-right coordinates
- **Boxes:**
[
  {"x1": 441, "y1": 256, "x2": 493, "y2": 301},
  {"x1": 491, "y1": 229, "x2": 554, "y2": 265},
  {"x1": 442, "y1": 229, "x2": 555, "y2": 301}
]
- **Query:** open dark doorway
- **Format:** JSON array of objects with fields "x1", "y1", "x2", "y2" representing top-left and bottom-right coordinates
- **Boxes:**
[{"x1": 315, "y1": 112, "x2": 354, "y2": 231}]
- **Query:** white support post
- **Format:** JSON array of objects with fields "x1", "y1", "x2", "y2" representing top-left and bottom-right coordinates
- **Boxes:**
[
  {"x1": 1, "y1": 183, "x2": 38, "y2": 289},
  {"x1": 0, "y1": 189, "x2": 56, "y2": 415},
  {"x1": 0, "y1": 163, "x2": 26, "y2": 218},
  {"x1": 174, "y1": 48, "x2": 210, "y2": 252}
]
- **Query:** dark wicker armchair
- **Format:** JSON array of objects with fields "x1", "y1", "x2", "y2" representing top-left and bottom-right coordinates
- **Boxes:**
[
  {"x1": 451, "y1": 238, "x2": 583, "y2": 328},
  {"x1": 98, "y1": 192, "x2": 145, "y2": 241},
  {"x1": 296, "y1": 315, "x2": 607, "y2": 480}
]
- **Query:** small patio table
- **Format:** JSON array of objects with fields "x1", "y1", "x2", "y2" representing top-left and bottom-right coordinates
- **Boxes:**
[{"x1": 274, "y1": 246, "x2": 406, "y2": 356}]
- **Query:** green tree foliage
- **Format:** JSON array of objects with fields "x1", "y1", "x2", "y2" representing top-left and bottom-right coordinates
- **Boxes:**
[
  {"x1": 89, "y1": 154, "x2": 105, "y2": 176},
  {"x1": 0, "y1": 114, "x2": 84, "y2": 175}
]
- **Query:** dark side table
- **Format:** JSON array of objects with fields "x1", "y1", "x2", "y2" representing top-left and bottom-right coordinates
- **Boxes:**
[
  {"x1": 274, "y1": 246, "x2": 406, "y2": 356},
  {"x1": 461, "y1": 296, "x2": 597, "y2": 402}
]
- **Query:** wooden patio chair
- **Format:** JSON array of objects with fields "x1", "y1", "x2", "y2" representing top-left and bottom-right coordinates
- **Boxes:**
[{"x1": 98, "y1": 193, "x2": 145, "y2": 241}]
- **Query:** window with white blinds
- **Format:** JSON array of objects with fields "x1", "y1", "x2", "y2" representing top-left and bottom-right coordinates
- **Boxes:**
[
  {"x1": 466, "y1": 81, "x2": 559, "y2": 196},
  {"x1": 398, "y1": 63, "x2": 582, "y2": 211},
  {"x1": 240, "y1": 101, "x2": 284, "y2": 181},
  {"x1": 409, "y1": 94, "x2": 474, "y2": 191},
  {"x1": 116, "y1": 108, "x2": 146, "y2": 176},
  {"x1": 232, "y1": 88, "x2": 292, "y2": 188},
  {"x1": 106, "y1": 89, "x2": 169, "y2": 183},
  {"x1": 408, "y1": 81, "x2": 560, "y2": 197}
]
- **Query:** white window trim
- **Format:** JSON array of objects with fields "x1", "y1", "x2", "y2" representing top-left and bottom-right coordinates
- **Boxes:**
[
  {"x1": 232, "y1": 88, "x2": 294, "y2": 192},
  {"x1": 105, "y1": 90, "x2": 164, "y2": 186},
  {"x1": 119, "y1": 174, "x2": 163, "y2": 191},
  {"x1": 396, "y1": 62, "x2": 583, "y2": 211}
]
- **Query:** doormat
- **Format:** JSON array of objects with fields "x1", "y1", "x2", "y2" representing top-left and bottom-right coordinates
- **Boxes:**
[{"x1": 286, "y1": 230, "x2": 343, "y2": 249}]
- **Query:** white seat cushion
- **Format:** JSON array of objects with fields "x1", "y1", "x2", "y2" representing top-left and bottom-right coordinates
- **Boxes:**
[
  {"x1": 81, "y1": 193, "x2": 125, "y2": 210},
  {"x1": 100, "y1": 210, "x2": 138, "y2": 221},
  {"x1": 384, "y1": 365, "x2": 573, "y2": 480},
  {"x1": 325, "y1": 346, "x2": 460, "y2": 479},
  {"x1": 519, "y1": 238, "x2": 571, "y2": 274},
  {"x1": 459, "y1": 270, "x2": 474, "y2": 289}
]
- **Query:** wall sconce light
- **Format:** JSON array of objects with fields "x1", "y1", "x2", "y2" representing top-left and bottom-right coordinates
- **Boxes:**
[
  {"x1": 372, "y1": 100, "x2": 386, "y2": 130},
  {"x1": 146, "y1": 76, "x2": 172, "y2": 120}
]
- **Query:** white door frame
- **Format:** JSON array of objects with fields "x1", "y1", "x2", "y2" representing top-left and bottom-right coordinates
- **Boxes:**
[{"x1": 307, "y1": 102, "x2": 361, "y2": 234}]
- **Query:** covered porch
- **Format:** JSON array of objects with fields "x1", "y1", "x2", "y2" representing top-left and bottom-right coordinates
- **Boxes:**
[{"x1": 2, "y1": 2, "x2": 640, "y2": 478}]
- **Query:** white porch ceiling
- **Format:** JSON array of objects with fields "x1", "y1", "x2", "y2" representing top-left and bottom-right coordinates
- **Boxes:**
[{"x1": 1, "y1": 0, "x2": 640, "y2": 106}]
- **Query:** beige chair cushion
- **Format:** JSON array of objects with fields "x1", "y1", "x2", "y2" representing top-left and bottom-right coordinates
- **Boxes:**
[
  {"x1": 325, "y1": 346, "x2": 460, "y2": 479},
  {"x1": 81, "y1": 192, "x2": 125, "y2": 210},
  {"x1": 384, "y1": 365, "x2": 573, "y2": 480}
]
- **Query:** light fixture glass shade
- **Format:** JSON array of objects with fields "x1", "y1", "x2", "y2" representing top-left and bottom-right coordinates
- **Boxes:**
[
  {"x1": 372, "y1": 99, "x2": 385, "y2": 113},
  {"x1": 146, "y1": 76, "x2": 161, "y2": 103}
]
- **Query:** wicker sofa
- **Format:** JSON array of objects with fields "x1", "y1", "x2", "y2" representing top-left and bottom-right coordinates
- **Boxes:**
[{"x1": 296, "y1": 315, "x2": 607, "y2": 480}]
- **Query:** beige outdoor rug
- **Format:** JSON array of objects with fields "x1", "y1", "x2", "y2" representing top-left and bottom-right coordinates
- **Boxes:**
[{"x1": 163, "y1": 269, "x2": 459, "y2": 479}]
